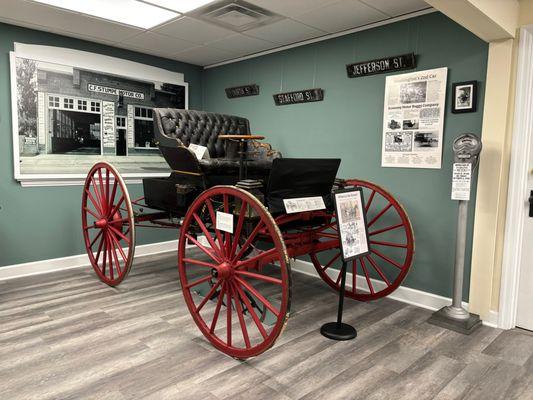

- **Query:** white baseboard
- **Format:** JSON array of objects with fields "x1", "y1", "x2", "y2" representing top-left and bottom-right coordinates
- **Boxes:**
[
  {"x1": 0, "y1": 240, "x2": 178, "y2": 281},
  {"x1": 290, "y1": 259, "x2": 500, "y2": 328}
]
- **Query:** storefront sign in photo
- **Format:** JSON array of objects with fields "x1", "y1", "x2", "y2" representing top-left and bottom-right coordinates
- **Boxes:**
[
  {"x1": 346, "y1": 53, "x2": 416, "y2": 78},
  {"x1": 381, "y1": 67, "x2": 448, "y2": 169}
]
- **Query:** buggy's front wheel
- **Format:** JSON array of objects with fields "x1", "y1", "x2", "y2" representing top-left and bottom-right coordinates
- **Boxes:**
[{"x1": 178, "y1": 186, "x2": 291, "y2": 359}]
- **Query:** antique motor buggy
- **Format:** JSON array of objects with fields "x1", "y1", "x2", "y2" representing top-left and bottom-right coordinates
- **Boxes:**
[{"x1": 81, "y1": 109, "x2": 414, "y2": 358}]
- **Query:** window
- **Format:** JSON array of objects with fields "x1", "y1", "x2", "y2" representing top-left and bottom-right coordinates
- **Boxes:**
[
  {"x1": 90, "y1": 101, "x2": 100, "y2": 113},
  {"x1": 116, "y1": 116, "x2": 126, "y2": 128},
  {"x1": 48, "y1": 96, "x2": 59, "y2": 108},
  {"x1": 64, "y1": 98, "x2": 74, "y2": 109},
  {"x1": 134, "y1": 106, "x2": 153, "y2": 120},
  {"x1": 77, "y1": 100, "x2": 87, "y2": 111}
]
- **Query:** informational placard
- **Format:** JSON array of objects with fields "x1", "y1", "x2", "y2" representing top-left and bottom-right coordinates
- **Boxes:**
[
  {"x1": 346, "y1": 53, "x2": 416, "y2": 78},
  {"x1": 334, "y1": 188, "x2": 370, "y2": 261},
  {"x1": 273, "y1": 88, "x2": 324, "y2": 106},
  {"x1": 283, "y1": 196, "x2": 326, "y2": 214},
  {"x1": 451, "y1": 163, "x2": 472, "y2": 201},
  {"x1": 225, "y1": 84, "x2": 259, "y2": 99},
  {"x1": 216, "y1": 211, "x2": 233, "y2": 234},
  {"x1": 188, "y1": 143, "x2": 209, "y2": 160},
  {"x1": 381, "y1": 67, "x2": 447, "y2": 169}
]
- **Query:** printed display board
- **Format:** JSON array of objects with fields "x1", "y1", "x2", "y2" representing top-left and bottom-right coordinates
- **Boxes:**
[
  {"x1": 333, "y1": 187, "x2": 370, "y2": 261},
  {"x1": 451, "y1": 163, "x2": 472, "y2": 201},
  {"x1": 381, "y1": 67, "x2": 447, "y2": 169}
]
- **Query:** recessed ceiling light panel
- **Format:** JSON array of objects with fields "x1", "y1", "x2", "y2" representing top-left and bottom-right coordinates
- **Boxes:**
[
  {"x1": 32, "y1": 0, "x2": 179, "y2": 29},
  {"x1": 142, "y1": 0, "x2": 216, "y2": 14}
]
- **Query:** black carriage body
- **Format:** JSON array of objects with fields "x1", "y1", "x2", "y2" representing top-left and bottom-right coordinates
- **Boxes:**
[{"x1": 143, "y1": 109, "x2": 340, "y2": 221}]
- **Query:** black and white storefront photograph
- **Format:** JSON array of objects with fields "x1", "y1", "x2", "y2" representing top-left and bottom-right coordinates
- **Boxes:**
[{"x1": 11, "y1": 44, "x2": 188, "y2": 183}]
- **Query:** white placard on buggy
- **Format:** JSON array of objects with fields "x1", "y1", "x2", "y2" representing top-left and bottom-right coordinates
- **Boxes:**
[
  {"x1": 216, "y1": 211, "x2": 234, "y2": 234},
  {"x1": 188, "y1": 143, "x2": 210, "y2": 160},
  {"x1": 283, "y1": 196, "x2": 326, "y2": 214}
]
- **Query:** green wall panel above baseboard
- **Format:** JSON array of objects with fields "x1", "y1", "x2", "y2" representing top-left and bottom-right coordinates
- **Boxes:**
[{"x1": 202, "y1": 12, "x2": 488, "y2": 300}]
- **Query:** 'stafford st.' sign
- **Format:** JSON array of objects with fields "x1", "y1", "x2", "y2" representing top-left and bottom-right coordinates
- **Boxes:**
[
  {"x1": 87, "y1": 83, "x2": 145, "y2": 99},
  {"x1": 273, "y1": 88, "x2": 324, "y2": 106},
  {"x1": 346, "y1": 53, "x2": 416, "y2": 78}
]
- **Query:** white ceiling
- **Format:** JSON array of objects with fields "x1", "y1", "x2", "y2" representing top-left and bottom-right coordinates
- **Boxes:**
[{"x1": 0, "y1": 0, "x2": 431, "y2": 67}]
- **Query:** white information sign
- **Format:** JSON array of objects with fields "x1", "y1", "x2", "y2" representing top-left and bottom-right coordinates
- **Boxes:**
[
  {"x1": 188, "y1": 143, "x2": 210, "y2": 160},
  {"x1": 283, "y1": 196, "x2": 326, "y2": 214},
  {"x1": 451, "y1": 163, "x2": 472, "y2": 201},
  {"x1": 334, "y1": 190, "x2": 369, "y2": 261},
  {"x1": 216, "y1": 211, "x2": 233, "y2": 234},
  {"x1": 382, "y1": 67, "x2": 448, "y2": 169}
]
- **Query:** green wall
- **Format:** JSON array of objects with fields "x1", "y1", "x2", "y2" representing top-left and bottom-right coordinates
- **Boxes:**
[
  {"x1": 0, "y1": 23, "x2": 203, "y2": 267},
  {"x1": 203, "y1": 12, "x2": 488, "y2": 300}
]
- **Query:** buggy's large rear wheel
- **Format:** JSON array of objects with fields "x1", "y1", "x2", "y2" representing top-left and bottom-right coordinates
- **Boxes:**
[
  {"x1": 309, "y1": 179, "x2": 414, "y2": 300},
  {"x1": 178, "y1": 186, "x2": 291, "y2": 359},
  {"x1": 82, "y1": 162, "x2": 135, "y2": 286}
]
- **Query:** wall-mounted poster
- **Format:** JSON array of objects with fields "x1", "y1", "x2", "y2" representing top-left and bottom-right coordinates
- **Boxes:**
[
  {"x1": 10, "y1": 43, "x2": 188, "y2": 186},
  {"x1": 333, "y1": 187, "x2": 370, "y2": 261},
  {"x1": 381, "y1": 67, "x2": 447, "y2": 169}
]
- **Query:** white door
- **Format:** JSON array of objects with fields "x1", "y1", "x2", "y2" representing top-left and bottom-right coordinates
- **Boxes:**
[{"x1": 516, "y1": 174, "x2": 533, "y2": 330}]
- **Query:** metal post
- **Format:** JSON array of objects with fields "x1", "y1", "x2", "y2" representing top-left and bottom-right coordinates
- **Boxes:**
[{"x1": 336, "y1": 261, "x2": 348, "y2": 327}]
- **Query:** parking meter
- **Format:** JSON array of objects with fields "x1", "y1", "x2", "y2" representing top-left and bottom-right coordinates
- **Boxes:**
[
  {"x1": 428, "y1": 133, "x2": 483, "y2": 334},
  {"x1": 452, "y1": 133, "x2": 482, "y2": 169}
]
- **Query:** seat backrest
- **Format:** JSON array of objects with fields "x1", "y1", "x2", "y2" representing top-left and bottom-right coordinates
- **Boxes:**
[{"x1": 154, "y1": 108, "x2": 250, "y2": 158}]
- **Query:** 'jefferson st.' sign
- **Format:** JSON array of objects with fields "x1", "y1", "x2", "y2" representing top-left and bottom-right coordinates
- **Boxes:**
[
  {"x1": 87, "y1": 83, "x2": 145, "y2": 100},
  {"x1": 346, "y1": 53, "x2": 416, "y2": 78}
]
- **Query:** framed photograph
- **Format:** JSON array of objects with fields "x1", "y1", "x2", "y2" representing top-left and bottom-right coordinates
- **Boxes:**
[
  {"x1": 452, "y1": 81, "x2": 477, "y2": 113},
  {"x1": 333, "y1": 187, "x2": 370, "y2": 262},
  {"x1": 10, "y1": 43, "x2": 188, "y2": 186}
]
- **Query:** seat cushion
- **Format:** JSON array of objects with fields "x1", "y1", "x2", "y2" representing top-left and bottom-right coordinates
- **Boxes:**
[{"x1": 198, "y1": 159, "x2": 274, "y2": 175}]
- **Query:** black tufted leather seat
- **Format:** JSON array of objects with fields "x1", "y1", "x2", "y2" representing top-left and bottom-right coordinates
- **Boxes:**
[{"x1": 153, "y1": 108, "x2": 280, "y2": 182}]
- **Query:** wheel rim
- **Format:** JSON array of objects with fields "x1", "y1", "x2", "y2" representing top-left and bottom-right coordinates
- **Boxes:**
[
  {"x1": 178, "y1": 186, "x2": 291, "y2": 359},
  {"x1": 310, "y1": 179, "x2": 414, "y2": 300},
  {"x1": 82, "y1": 162, "x2": 135, "y2": 286}
]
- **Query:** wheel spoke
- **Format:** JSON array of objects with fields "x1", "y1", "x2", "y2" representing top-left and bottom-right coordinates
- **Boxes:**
[
  {"x1": 210, "y1": 282, "x2": 226, "y2": 334},
  {"x1": 233, "y1": 281, "x2": 268, "y2": 339},
  {"x1": 371, "y1": 248, "x2": 403, "y2": 269},
  {"x1": 233, "y1": 220, "x2": 265, "y2": 263},
  {"x1": 108, "y1": 196, "x2": 125, "y2": 219},
  {"x1": 108, "y1": 231, "x2": 128, "y2": 263},
  {"x1": 185, "y1": 274, "x2": 212, "y2": 289},
  {"x1": 235, "y1": 277, "x2": 279, "y2": 317},
  {"x1": 182, "y1": 258, "x2": 218, "y2": 269},
  {"x1": 235, "y1": 248, "x2": 278, "y2": 270},
  {"x1": 235, "y1": 270, "x2": 282, "y2": 285},
  {"x1": 108, "y1": 179, "x2": 118, "y2": 212},
  {"x1": 90, "y1": 176, "x2": 105, "y2": 215},
  {"x1": 367, "y1": 203, "x2": 392, "y2": 228},
  {"x1": 84, "y1": 206, "x2": 100, "y2": 220},
  {"x1": 108, "y1": 225, "x2": 130, "y2": 244},
  {"x1": 94, "y1": 232, "x2": 106, "y2": 264},
  {"x1": 107, "y1": 234, "x2": 114, "y2": 280},
  {"x1": 185, "y1": 234, "x2": 221, "y2": 263},
  {"x1": 97, "y1": 169, "x2": 108, "y2": 216},
  {"x1": 323, "y1": 252, "x2": 341, "y2": 272},
  {"x1": 360, "y1": 258, "x2": 374, "y2": 294},
  {"x1": 369, "y1": 222, "x2": 404, "y2": 236},
  {"x1": 205, "y1": 199, "x2": 225, "y2": 254},
  {"x1": 223, "y1": 194, "x2": 231, "y2": 256},
  {"x1": 365, "y1": 255, "x2": 391, "y2": 286},
  {"x1": 101, "y1": 234, "x2": 108, "y2": 277},
  {"x1": 193, "y1": 213, "x2": 224, "y2": 257},
  {"x1": 230, "y1": 200, "x2": 247, "y2": 259},
  {"x1": 195, "y1": 280, "x2": 222, "y2": 313},
  {"x1": 89, "y1": 229, "x2": 103, "y2": 248},
  {"x1": 109, "y1": 234, "x2": 123, "y2": 275},
  {"x1": 232, "y1": 282, "x2": 251, "y2": 349},
  {"x1": 365, "y1": 190, "x2": 376, "y2": 212},
  {"x1": 370, "y1": 240, "x2": 407, "y2": 249},
  {"x1": 85, "y1": 188, "x2": 103, "y2": 216},
  {"x1": 226, "y1": 284, "x2": 232, "y2": 346}
]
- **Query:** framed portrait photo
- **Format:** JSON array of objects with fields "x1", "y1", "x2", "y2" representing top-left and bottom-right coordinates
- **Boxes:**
[
  {"x1": 452, "y1": 80, "x2": 477, "y2": 113},
  {"x1": 333, "y1": 187, "x2": 370, "y2": 262}
]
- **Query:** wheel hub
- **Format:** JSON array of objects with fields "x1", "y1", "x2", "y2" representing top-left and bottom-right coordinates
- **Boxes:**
[
  {"x1": 212, "y1": 262, "x2": 233, "y2": 279},
  {"x1": 95, "y1": 218, "x2": 107, "y2": 229}
]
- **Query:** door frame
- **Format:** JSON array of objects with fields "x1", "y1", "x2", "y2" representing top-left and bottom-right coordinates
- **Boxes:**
[{"x1": 500, "y1": 25, "x2": 533, "y2": 329}]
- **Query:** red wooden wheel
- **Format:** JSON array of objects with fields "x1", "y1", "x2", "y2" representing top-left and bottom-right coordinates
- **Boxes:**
[
  {"x1": 310, "y1": 179, "x2": 414, "y2": 300},
  {"x1": 178, "y1": 186, "x2": 291, "y2": 359},
  {"x1": 82, "y1": 162, "x2": 135, "y2": 286}
]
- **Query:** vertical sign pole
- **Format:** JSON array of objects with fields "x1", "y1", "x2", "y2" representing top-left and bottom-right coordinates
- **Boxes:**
[{"x1": 336, "y1": 261, "x2": 348, "y2": 328}]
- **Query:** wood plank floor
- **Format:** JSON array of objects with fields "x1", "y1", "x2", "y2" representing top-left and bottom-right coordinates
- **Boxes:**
[{"x1": 1, "y1": 253, "x2": 532, "y2": 400}]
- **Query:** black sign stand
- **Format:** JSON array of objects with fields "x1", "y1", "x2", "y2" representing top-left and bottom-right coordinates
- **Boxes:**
[{"x1": 320, "y1": 260, "x2": 357, "y2": 340}]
